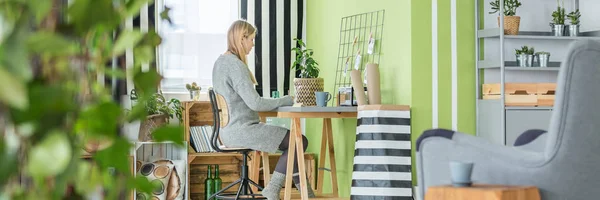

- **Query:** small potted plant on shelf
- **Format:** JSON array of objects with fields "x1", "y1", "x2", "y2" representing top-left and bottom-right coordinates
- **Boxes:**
[
  {"x1": 550, "y1": 0, "x2": 567, "y2": 36},
  {"x1": 535, "y1": 52, "x2": 551, "y2": 67},
  {"x1": 291, "y1": 38, "x2": 323, "y2": 106},
  {"x1": 186, "y1": 82, "x2": 201, "y2": 100},
  {"x1": 515, "y1": 46, "x2": 535, "y2": 67},
  {"x1": 138, "y1": 90, "x2": 183, "y2": 141},
  {"x1": 489, "y1": 0, "x2": 522, "y2": 35},
  {"x1": 567, "y1": 9, "x2": 581, "y2": 37}
]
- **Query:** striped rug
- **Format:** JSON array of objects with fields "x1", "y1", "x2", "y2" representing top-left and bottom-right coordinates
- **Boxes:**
[{"x1": 352, "y1": 107, "x2": 413, "y2": 200}]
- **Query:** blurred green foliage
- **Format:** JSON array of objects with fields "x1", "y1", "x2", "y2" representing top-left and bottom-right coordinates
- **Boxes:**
[{"x1": 0, "y1": 0, "x2": 183, "y2": 199}]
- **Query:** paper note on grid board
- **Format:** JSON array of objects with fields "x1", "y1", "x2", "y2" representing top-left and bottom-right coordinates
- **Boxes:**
[{"x1": 351, "y1": 105, "x2": 412, "y2": 199}]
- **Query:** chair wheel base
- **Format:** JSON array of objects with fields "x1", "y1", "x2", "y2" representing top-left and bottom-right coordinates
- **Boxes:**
[{"x1": 215, "y1": 194, "x2": 267, "y2": 200}]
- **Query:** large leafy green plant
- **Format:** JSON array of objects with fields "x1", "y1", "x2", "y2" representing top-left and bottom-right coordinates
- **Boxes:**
[
  {"x1": 291, "y1": 38, "x2": 320, "y2": 78},
  {"x1": 0, "y1": 0, "x2": 183, "y2": 198},
  {"x1": 489, "y1": 0, "x2": 522, "y2": 16}
]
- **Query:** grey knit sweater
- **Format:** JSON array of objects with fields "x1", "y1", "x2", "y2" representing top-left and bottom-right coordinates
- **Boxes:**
[{"x1": 212, "y1": 54, "x2": 294, "y2": 153}]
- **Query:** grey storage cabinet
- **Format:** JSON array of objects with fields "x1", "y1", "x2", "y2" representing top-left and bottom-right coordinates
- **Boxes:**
[{"x1": 505, "y1": 109, "x2": 553, "y2": 146}]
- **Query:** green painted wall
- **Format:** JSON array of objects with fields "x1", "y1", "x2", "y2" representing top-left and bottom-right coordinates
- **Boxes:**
[
  {"x1": 303, "y1": 0, "x2": 476, "y2": 197},
  {"x1": 305, "y1": 0, "x2": 411, "y2": 197},
  {"x1": 410, "y1": 0, "x2": 476, "y2": 184}
]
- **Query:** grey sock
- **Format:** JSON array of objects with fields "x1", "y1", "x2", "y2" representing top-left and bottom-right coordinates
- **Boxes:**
[
  {"x1": 293, "y1": 174, "x2": 316, "y2": 198},
  {"x1": 262, "y1": 172, "x2": 285, "y2": 200}
]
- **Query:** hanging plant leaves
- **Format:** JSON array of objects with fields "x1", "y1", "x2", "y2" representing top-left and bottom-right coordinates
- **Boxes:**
[
  {"x1": 27, "y1": 31, "x2": 78, "y2": 56},
  {"x1": 151, "y1": 126, "x2": 184, "y2": 146},
  {"x1": 75, "y1": 101, "x2": 122, "y2": 136},
  {"x1": 93, "y1": 138, "x2": 131, "y2": 173},
  {"x1": 0, "y1": 67, "x2": 28, "y2": 110},
  {"x1": 68, "y1": 0, "x2": 121, "y2": 35},
  {"x1": 112, "y1": 30, "x2": 143, "y2": 56},
  {"x1": 27, "y1": 131, "x2": 72, "y2": 178}
]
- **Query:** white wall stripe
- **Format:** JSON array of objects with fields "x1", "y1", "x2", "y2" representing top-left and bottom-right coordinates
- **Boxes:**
[
  {"x1": 451, "y1": 0, "x2": 458, "y2": 130},
  {"x1": 357, "y1": 110, "x2": 411, "y2": 119},
  {"x1": 354, "y1": 141, "x2": 411, "y2": 149},
  {"x1": 350, "y1": 187, "x2": 412, "y2": 196},
  {"x1": 247, "y1": 0, "x2": 256, "y2": 78},
  {"x1": 126, "y1": 17, "x2": 134, "y2": 94},
  {"x1": 261, "y1": 1, "x2": 270, "y2": 97},
  {"x1": 353, "y1": 156, "x2": 411, "y2": 165},
  {"x1": 352, "y1": 172, "x2": 412, "y2": 181},
  {"x1": 276, "y1": 0, "x2": 285, "y2": 94},
  {"x1": 356, "y1": 125, "x2": 411, "y2": 134},
  {"x1": 431, "y1": 0, "x2": 439, "y2": 128},
  {"x1": 141, "y1": 3, "x2": 149, "y2": 72},
  {"x1": 290, "y1": 0, "x2": 298, "y2": 91}
]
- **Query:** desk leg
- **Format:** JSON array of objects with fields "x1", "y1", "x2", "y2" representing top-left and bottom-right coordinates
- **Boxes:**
[
  {"x1": 261, "y1": 151, "x2": 271, "y2": 186},
  {"x1": 316, "y1": 119, "x2": 328, "y2": 195},
  {"x1": 284, "y1": 119, "x2": 297, "y2": 200},
  {"x1": 294, "y1": 118, "x2": 309, "y2": 200},
  {"x1": 324, "y1": 118, "x2": 339, "y2": 197}
]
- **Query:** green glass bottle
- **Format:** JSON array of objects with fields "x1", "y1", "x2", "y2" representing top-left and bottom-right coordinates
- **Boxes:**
[
  {"x1": 205, "y1": 165, "x2": 214, "y2": 200},
  {"x1": 214, "y1": 165, "x2": 222, "y2": 194}
]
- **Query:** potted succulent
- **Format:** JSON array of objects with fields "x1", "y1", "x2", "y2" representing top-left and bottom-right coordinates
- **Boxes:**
[
  {"x1": 489, "y1": 0, "x2": 522, "y2": 35},
  {"x1": 567, "y1": 9, "x2": 581, "y2": 37},
  {"x1": 550, "y1": 0, "x2": 567, "y2": 36},
  {"x1": 515, "y1": 46, "x2": 535, "y2": 67},
  {"x1": 535, "y1": 52, "x2": 551, "y2": 67},
  {"x1": 291, "y1": 38, "x2": 323, "y2": 106},
  {"x1": 186, "y1": 82, "x2": 201, "y2": 100},
  {"x1": 138, "y1": 90, "x2": 183, "y2": 141}
]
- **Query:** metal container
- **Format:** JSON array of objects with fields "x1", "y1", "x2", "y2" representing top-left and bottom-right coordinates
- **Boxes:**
[
  {"x1": 517, "y1": 54, "x2": 534, "y2": 67},
  {"x1": 552, "y1": 24, "x2": 565, "y2": 36},
  {"x1": 568, "y1": 25, "x2": 580, "y2": 37},
  {"x1": 538, "y1": 54, "x2": 550, "y2": 67}
]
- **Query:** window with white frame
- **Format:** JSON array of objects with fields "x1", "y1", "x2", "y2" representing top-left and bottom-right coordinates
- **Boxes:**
[{"x1": 158, "y1": 0, "x2": 239, "y2": 93}]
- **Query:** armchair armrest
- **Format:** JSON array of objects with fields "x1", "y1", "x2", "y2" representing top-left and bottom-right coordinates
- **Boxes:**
[{"x1": 416, "y1": 129, "x2": 547, "y2": 199}]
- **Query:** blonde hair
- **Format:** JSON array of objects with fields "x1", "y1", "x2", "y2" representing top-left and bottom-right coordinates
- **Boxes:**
[{"x1": 227, "y1": 20, "x2": 258, "y2": 85}]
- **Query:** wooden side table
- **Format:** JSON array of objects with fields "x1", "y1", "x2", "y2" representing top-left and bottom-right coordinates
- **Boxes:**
[{"x1": 425, "y1": 184, "x2": 541, "y2": 200}]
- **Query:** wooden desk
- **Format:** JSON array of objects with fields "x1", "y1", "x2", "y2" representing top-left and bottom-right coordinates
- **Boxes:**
[
  {"x1": 425, "y1": 184, "x2": 541, "y2": 200},
  {"x1": 260, "y1": 106, "x2": 357, "y2": 200}
]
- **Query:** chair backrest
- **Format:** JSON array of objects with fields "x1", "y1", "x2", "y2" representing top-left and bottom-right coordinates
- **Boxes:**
[
  {"x1": 545, "y1": 39, "x2": 600, "y2": 159},
  {"x1": 208, "y1": 89, "x2": 224, "y2": 152}
]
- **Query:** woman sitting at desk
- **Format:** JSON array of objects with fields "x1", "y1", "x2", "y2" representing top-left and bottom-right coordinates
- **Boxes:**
[{"x1": 212, "y1": 20, "x2": 316, "y2": 199}]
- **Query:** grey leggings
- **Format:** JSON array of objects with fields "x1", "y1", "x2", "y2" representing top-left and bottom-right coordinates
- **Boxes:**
[{"x1": 274, "y1": 130, "x2": 309, "y2": 175}]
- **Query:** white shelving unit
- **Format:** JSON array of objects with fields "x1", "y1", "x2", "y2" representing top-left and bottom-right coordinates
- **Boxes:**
[{"x1": 475, "y1": 0, "x2": 600, "y2": 145}]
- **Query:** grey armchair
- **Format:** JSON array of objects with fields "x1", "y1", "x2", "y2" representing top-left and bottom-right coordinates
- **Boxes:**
[{"x1": 416, "y1": 39, "x2": 600, "y2": 200}]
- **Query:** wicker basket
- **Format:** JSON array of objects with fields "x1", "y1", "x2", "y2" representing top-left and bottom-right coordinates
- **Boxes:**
[
  {"x1": 497, "y1": 16, "x2": 521, "y2": 35},
  {"x1": 293, "y1": 78, "x2": 324, "y2": 106},
  {"x1": 139, "y1": 114, "x2": 168, "y2": 141}
]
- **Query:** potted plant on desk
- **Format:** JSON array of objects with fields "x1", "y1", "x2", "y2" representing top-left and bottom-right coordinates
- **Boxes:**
[
  {"x1": 291, "y1": 38, "x2": 323, "y2": 106},
  {"x1": 489, "y1": 0, "x2": 522, "y2": 35}
]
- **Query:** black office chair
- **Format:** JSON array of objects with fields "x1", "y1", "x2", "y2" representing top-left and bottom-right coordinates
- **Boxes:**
[{"x1": 208, "y1": 89, "x2": 266, "y2": 200}]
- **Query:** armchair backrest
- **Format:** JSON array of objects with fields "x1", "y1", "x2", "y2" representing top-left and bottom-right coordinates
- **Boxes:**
[{"x1": 545, "y1": 39, "x2": 600, "y2": 159}]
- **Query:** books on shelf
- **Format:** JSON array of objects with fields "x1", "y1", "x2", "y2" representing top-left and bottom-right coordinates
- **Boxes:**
[{"x1": 189, "y1": 126, "x2": 216, "y2": 153}]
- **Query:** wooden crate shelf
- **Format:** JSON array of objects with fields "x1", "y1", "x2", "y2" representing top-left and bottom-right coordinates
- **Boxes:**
[{"x1": 483, "y1": 83, "x2": 556, "y2": 107}]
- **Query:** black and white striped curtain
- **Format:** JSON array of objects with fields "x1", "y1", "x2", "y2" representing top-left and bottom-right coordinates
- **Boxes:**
[{"x1": 241, "y1": 0, "x2": 306, "y2": 97}]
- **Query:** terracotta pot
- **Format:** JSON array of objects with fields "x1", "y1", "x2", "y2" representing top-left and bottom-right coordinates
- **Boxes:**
[{"x1": 293, "y1": 78, "x2": 324, "y2": 106}]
